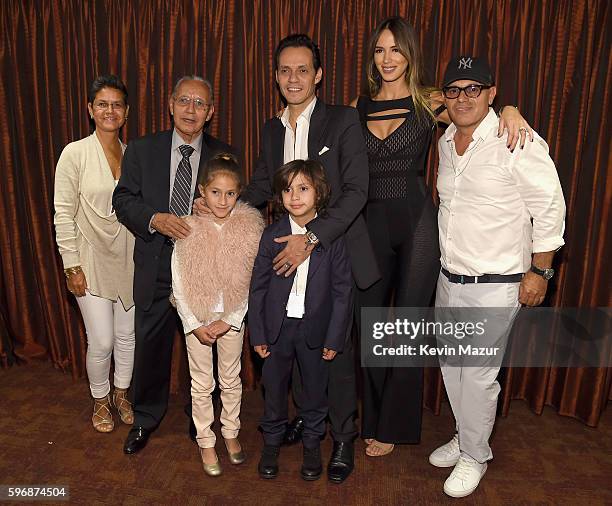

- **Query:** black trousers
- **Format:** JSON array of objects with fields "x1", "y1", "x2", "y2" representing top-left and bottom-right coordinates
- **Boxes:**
[
  {"x1": 291, "y1": 292, "x2": 358, "y2": 443},
  {"x1": 131, "y1": 244, "x2": 179, "y2": 430},
  {"x1": 356, "y1": 199, "x2": 439, "y2": 444},
  {"x1": 261, "y1": 318, "x2": 329, "y2": 448}
]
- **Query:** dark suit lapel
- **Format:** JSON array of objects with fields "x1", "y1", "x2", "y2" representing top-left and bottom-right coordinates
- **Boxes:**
[
  {"x1": 272, "y1": 215, "x2": 295, "y2": 296},
  {"x1": 308, "y1": 100, "x2": 330, "y2": 161},
  {"x1": 306, "y1": 244, "x2": 324, "y2": 282},
  {"x1": 271, "y1": 118, "x2": 285, "y2": 173},
  {"x1": 152, "y1": 130, "x2": 173, "y2": 213}
]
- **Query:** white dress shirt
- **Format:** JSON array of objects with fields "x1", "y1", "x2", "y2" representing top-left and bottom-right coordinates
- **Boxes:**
[
  {"x1": 281, "y1": 97, "x2": 317, "y2": 163},
  {"x1": 437, "y1": 109, "x2": 566, "y2": 276},
  {"x1": 286, "y1": 215, "x2": 314, "y2": 318},
  {"x1": 171, "y1": 220, "x2": 247, "y2": 334},
  {"x1": 148, "y1": 129, "x2": 202, "y2": 234}
]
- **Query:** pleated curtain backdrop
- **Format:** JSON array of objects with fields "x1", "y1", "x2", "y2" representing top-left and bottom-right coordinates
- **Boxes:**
[{"x1": 0, "y1": 0, "x2": 610, "y2": 425}]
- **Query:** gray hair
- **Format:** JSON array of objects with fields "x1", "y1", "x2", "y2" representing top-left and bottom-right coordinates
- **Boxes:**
[{"x1": 172, "y1": 75, "x2": 214, "y2": 102}]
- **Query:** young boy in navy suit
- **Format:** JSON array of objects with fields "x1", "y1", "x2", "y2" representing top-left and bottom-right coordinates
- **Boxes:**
[{"x1": 249, "y1": 159, "x2": 353, "y2": 481}]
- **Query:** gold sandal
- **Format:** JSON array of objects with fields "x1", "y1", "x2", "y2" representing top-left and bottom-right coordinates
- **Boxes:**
[
  {"x1": 365, "y1": 440, "x2": 395, "y2": 457},
  {"x1": 92, "y1": 395, "x2": 114, "y2": 433},
  {"x1": 112, "y1": 388, "x2": 134, "y2": 425}
]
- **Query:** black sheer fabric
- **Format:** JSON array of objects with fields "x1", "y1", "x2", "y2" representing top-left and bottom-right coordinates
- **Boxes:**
[{"x1": 356, "y1": 96, "x2": 440, "y2": 444}]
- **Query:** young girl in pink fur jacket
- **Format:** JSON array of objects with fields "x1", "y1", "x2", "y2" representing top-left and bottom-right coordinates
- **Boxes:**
[{"x1": 171, "y1": 153, "x2": 264, "y2": 477}]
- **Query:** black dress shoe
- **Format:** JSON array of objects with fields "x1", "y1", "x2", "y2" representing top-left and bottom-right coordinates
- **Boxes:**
[
  {"x1": 301, "y1": 445, "x2": 322, "y2": 481},
  {"x1": 258, "y1": 445, "x2": 280, "y2": 479},
  {"x1": 327, "y1": 441, "x2": 354, "y2": 484},
  {"x1": 123, "y1": 426, "x2": 151, "y2": 455},
  {"x1": 283, "y1": 416, "x2": 304, "y2": 446},
  {"x1": 189, "y1": 418, "x2": 197, "y2": 442}
]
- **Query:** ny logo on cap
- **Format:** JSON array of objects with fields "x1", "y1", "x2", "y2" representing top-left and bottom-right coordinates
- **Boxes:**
[{"x1": 458, "y1": 57, "x2": 473, "y2": 69}]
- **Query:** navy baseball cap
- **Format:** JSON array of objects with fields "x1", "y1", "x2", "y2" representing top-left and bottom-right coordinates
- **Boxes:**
[{"x1": 442, "y1": 56, "x2": 495, "y2": 87}]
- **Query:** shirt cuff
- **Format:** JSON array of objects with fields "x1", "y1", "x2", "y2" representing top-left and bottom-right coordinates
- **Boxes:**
[
  {"x1": 61, "y1": 251, "x2": 81, "y2": 269},
  {"x1": 533, "y1": 237, "x2": 565, "y2": 253},
  {"x1": 182, "y1": 315, "x2": 204, "y2": 335},
  {"x1": 148, "y1": 214, "x2": 157, "y2": 234}
]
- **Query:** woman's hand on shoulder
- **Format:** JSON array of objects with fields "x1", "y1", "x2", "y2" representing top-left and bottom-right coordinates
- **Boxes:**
[
  {"x1": 498, "y1": 106, "x2": 534, "y2": 151},
  {"x1": 349, "y1": 96, "x2": 359, "y2": 108}
]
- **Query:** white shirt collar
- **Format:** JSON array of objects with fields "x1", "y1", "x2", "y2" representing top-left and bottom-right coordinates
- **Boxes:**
[
  {"x1": 280, "y1": 97, "x2": 317, "y2": 129},
  {"x1": 172, "y1": 129, "x2": 202, "y2": 153},
  {"x1": 288, "y1": 213, "x2": 317, "y2": 234}
]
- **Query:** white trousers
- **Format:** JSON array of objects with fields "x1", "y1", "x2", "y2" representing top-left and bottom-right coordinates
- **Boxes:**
[
  {"x1": 186, "y1": 327, "x2": 244, "y2": 449},
  {"x1": 435, "y1": 273, "x2": 520, "y2": 463},
  {"x1": 76, "y1": 291, "x2": 135, "y2": 399}
]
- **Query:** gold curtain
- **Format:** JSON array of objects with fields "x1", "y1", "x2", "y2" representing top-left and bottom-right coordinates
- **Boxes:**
[{"x1": 0, "y1": 0, "x2": 609, "y2": 426}]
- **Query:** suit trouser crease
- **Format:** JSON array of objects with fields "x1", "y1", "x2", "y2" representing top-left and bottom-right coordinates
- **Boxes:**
[
  {"x1": 435, "y1": 273, "x2": 520, "y2": 463},
  {"x1": 185, "y1": 327, "x2": 244, "y2": 448},
  {"x1": 291, "y1": 295, "x2": 358, "y2": 442},
  {"x1": 132, "y1": 244, "x2": 177, "y2": 430},
  {"x1": 261, "y1": 318, "x2": 329, "y2": 448}
]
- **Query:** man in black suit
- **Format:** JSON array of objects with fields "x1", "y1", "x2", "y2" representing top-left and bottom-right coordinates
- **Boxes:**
[
  {"x1": 112, "y1": 75, "x2": 234, "y2": 454},
  {"x1": 243, "y1": 34, "x2": 380, "y2": 483}
]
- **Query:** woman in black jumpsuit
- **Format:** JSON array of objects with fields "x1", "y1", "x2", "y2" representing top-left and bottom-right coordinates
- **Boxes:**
[{"x1": 353, "y1": 16, "x2": 532, "y2": 457}]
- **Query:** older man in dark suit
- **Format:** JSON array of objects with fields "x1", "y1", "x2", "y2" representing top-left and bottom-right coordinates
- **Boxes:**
[
  {"x1": 113, "y1": 75, "x2": 233, "y2": 454},
  {"x1": 243, "y1": 34, "x2": 380, "y2": 483}
]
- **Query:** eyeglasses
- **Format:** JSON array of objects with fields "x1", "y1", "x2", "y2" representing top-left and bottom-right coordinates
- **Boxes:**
[
  {"x1": 93, "y1": 101, "x2": 126, "y2": 111},
  {"x1": 174, "y1": 96, "x2": 211, "y2": 110},
  {"x1": 442, "y1": 84, "x2": 492, "y2": 99}
]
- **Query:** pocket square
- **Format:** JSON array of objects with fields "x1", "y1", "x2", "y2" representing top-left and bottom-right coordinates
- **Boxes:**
[{"x1": 318, "y1": 146, "x2": 330, "y2": 155}]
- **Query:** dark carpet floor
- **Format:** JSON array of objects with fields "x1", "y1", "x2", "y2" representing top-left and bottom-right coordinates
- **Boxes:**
[{"x1": 0, "y1": 362, "x2": 610, "y2": 505}]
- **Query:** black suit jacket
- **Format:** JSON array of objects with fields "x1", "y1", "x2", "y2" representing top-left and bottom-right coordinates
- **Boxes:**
[
  {"x1": 241, "y1": 100, "x2": 380, "y2": 290},
  {"x1": 248, "y1": 215, "x2": 353, "y2": 352},
  {"x1": 112, "y1": 129, "x2": 233, "y2": 310}
]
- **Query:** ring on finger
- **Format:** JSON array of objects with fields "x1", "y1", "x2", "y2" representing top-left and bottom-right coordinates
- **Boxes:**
[
  {"x1": 283, "y1": 262, "x2": 292, "y2": 269},
  {"x1": 519, "y1": 127, "x2": 527, "y2": 133}
]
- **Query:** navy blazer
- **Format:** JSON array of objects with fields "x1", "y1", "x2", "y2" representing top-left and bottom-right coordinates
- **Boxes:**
[
  {"x1": 112, "y1": 129, "x2": 233, "y2": 310},
  {"x1": 248, "y1": 215, "x2": 353, "y2": 352},
  {"x1": 241, "y1": 100, "x2": 381, "y2": 290}
]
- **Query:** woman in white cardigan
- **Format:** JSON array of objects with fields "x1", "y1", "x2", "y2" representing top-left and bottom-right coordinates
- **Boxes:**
[{"x1": 54, "y1": 75, "x2": 135, "y2": 433}]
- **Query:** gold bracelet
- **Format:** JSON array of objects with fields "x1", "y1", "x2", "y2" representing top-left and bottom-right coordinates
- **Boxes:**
[{"x1": 64, "y1": 266, "x2": 83, "y2": 279}]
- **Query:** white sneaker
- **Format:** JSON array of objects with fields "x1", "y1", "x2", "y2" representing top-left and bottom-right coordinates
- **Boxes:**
[
  {"x1": 429, "y1": 434, "x2": 460, "y2": 467},
  {"x1": 443, "y1": 455, "x2": 487, "y2": 498}
]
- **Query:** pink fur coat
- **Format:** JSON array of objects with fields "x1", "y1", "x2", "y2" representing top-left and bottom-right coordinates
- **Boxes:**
[{"x1": 172, "y1": 201, "x2": 264, "y2": 324}]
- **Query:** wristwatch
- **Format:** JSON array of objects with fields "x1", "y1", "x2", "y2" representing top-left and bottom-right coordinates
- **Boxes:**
[
  {"x1": 530, "y1": 264, "x2": 554, "y2": 280},
  {"x1": 305, "y1": 230, "x2": 319, "y2": 247}
]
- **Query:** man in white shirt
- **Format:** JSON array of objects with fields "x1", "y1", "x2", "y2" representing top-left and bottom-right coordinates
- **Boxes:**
[
  {"x1": 428, "y1": 56, "x2": 566, "y2": 498},
  {"x1": 238, "y1": 34, "x2": 379, "y2": 483}
]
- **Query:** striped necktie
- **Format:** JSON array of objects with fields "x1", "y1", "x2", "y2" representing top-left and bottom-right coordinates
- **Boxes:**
[{"x1": 169, "y1": 144, "x2": 195, "y2": 216}]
